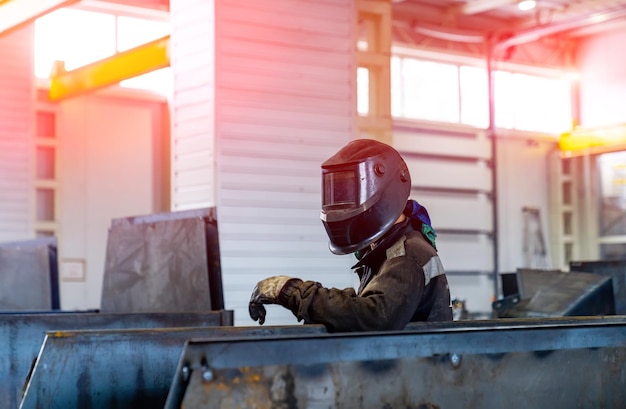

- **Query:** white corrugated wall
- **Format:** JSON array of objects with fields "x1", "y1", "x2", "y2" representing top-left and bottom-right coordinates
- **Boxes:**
[
  {"x1": 393, "y1": 123, "x2": 495, "y2": 314},
  {"x1": 170, "y1": 0, "x2": 356, "y2": 325},
  {"x1": 0, "y1": 27, "x2": 34, "y2": 243},
  {"x1": 170, "y1": 0, "x2": 217, "y2": 210}
]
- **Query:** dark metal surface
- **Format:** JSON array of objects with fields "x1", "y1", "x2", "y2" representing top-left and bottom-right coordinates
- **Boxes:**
[
  {"x1": 20, "y1": 325, "x2": 327, "y2": 409},
  {"x1": 167, "y1": 316, "x2": 626, "y2": 408},
  {"x1": 493, "y1": 269, "x2": 615, "y2": 317},
  {"x1": 0, "y1": 237, "x2": 59, "y2": 311},
  {"x1": 100, "y1": 208, "x2": 225, "y2": 313},
  {"x1": 571, "y1": 260, "x2": 626, "y2": 314},
  {"x1": 0, "y1": 311, "x2": 227, "y2": 409}
]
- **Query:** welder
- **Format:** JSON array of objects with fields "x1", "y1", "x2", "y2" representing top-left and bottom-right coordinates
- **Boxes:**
[{"x1": 248, "y1": 139, "x2": 453, "y2": 332}]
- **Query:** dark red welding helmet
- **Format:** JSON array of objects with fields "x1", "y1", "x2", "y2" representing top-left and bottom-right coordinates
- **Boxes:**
[{"x1": 320, "y1": 139, "x2": 411, "y2": 255}]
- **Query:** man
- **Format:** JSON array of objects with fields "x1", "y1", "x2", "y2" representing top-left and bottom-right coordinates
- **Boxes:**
[{"x1": 248, "y1": 139, "x2": 452, "y2": 332}]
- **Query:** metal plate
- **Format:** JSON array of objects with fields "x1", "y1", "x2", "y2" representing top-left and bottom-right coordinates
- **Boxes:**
[
  {"x1": 166, "y1": 316, "x2": 626, "y2": 408},
  {"x1": 494, "y1": 269, "x2": 615, "y2": 317},
  {"x1": 571, "y1": 260, "x2": 626, "y2": 314},
  {"x1": 19, "y1": 324, "x2": 326, "y2": 409},
  {"x1": 100, "y1": 208, "x2": 224, "y2": 313},
  {"x1": 0, "y1": 311, "x2": 228, "y2": 409},
  {"x1": 0, "y1": 237, "x2": 58, "y2": 310}
]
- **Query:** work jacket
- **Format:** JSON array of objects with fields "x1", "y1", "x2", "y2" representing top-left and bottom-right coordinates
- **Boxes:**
[{"x1": 279, "y1": 218, "x2": 453, "y2": 332}]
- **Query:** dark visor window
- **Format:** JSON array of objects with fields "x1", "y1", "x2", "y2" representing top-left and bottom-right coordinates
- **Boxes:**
[{"x1": 323, "y1": 170, "x2": 357, "y2": 207}]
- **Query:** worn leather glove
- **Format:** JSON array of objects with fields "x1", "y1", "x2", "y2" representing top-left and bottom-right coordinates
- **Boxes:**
[{"x1": 249, "y1": 275, "x2": 297, "y2": 325}]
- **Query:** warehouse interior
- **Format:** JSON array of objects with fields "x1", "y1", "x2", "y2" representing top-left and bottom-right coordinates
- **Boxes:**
[{"x1": 3, "y1": 0, "x2": 626, "y2": 407}]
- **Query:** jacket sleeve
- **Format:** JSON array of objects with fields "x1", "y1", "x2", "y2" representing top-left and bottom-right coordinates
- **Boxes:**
[{"x1": 281, "y1": 255, "x2": 425, "y2": 332}]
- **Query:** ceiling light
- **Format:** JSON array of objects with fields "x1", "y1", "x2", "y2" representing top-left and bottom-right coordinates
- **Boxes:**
[{"x1": 518, "y1": 0, "x2": 536, "y2": 11}]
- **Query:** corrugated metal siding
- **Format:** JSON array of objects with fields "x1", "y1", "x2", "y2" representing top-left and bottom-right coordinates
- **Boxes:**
[
  {"x1": 215, "y1": 0, "x2": 355, "y2": 325},
  {"x1": 393, "y1": 125, "x2": 495, "y2": 313},
  {"x1": 0, "y1": 27, "x2": 34, "y2": 243},
  {"x1": 170, "y1": 0, "x2": 216, "y2": 210}
]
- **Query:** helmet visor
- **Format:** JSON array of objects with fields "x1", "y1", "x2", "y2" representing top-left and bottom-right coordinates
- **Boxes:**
[{"x1": 322, "y1": 169, "x2": 359, "y2": 208}]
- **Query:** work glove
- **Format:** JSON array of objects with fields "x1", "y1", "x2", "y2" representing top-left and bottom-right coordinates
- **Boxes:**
[{"x1": 249, "y1": 275, "x2": 299, "y2": 325}]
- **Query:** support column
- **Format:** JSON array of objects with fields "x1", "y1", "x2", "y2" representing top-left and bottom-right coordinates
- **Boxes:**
[
  {"x1": 169, "y1": 0, "x2": 217, "y2": 210},
  {"x1": 169, "y1": 0, "x2": 356, "y2": 325},
  {"x1": 356, "y1": 0, "x2": 392, "y2": 144},
  {"x1": 0, "y1": 26, "x2": 35, "y2": 242}
]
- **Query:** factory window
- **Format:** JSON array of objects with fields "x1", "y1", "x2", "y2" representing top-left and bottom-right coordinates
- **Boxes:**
[
  {"x1": 388, "y1": 55, "x2": 573, "y2": 135},
  {"x1": 36, "y1": 111, "x2": 56, "y2": 138},
  {"x1": 116, "y1": 16, "x2": 170, "y2": 52},
  {"x1": 357, "y1": 67, "x2": 369, "y2": 115},
  {"x1": 36, "y1": 147, "x2": 55, "y2": 179},
  {"x1": 34, "y1": 7, "x2": 171, "y2": 95},
  {"x1": 494, "y1": 71, "x2": 572, "y2": 134},
  {"x1": 36, "y1": 188, "x2": 55, "y2": 222},
  {"x1": 460, "y1": 65, "x2": 489, "y2": 128},
  {"x1": 34, "y1": 8, "x2": 116, "y2": 77},
  {"x1": 391, "y1": 57, "x2": 460, "y2": 123},
  {"x1": 597, "y1": 151, "x2": 626, "y2": 260},
  {"x1": 34, "y1": 105, "x2": 60, "y2": 238}
]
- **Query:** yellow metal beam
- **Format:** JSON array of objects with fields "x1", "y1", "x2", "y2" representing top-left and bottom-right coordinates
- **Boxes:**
[
  {"x1": 49, "y1": 35, "x2": 170, "y2": 101},
  {"x1": 559, "y1": 123, "x2": 626, "y2": 157},
  {"x1": 0, "y1": 0, "x2": 79, "y2": 37}
]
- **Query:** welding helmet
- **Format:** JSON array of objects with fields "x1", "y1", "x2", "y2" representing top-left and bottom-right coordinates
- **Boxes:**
[{"x1": 320, "y1": 139, "x2": 411, "y2": 255}]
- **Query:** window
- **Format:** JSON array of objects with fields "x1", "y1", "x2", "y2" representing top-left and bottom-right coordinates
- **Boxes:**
[
  {"x1": 34, "y1": 7, "x2": 171, "y2": 95},
  {"x1": 599, "y1": 151, "x2": 626, "y2": 259},
  {"x1": 460, "y1": 65, "x2": 489, "y2": 128},
  {"x1": 495, "y1": 72, "x2": 572, "y2": 134},
  {"x1": 382, "y1": 53, "x2": 574, "y2": 135},
  {"x1": 599, "y1": 152, "x2": 626, "y2": 238},
  {"x1": 393, "y1": 58, "x2": 460, "y2": 123},
  {"x1": 35, "y1": 105, "x2": 60, "y2": 237},
  {"x1": 34, "y1": 9, "x2": 116, "y2": 78},
  {"x1": 357, "y1": 67, "x2": 369, "y2": 116},
  {"x1": 116, "y1": 16, "x2": 170, "y2": 52}
]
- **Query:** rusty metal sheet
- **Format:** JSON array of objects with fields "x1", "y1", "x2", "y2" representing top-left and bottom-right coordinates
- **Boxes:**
[
  {"x1": 0, "y1": 311, "x2": 228, "y2": 409},
  {"x1": 101, "y1": 208, "x2": 225, "y2": 313},
  {"x1": 166, "y1": 316, "x2": 626, "y2": 409},
  {"x1": 19, "y1": 324, "x2": 327, "y2": 409}
]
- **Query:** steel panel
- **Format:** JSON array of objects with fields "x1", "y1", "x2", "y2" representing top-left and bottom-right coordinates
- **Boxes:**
[
  {"x1": 0, "y1": 237, "x2": 58, "y2": 311},
  {"x1": 493, "y1": 269, "x2": 615, "y2": 318},
  {"x1": 20, "y1": 325, "x2": 327, "y2": 409},
  {"x1": 166, "y1": 317, "x2": 626, "y2": 409},
  {"x1": 1, "y1": 311, "x2": 227, "y2": 409},
  {"x1": 100, "y1": 208, "x2": 224, "y2": 313},
  {"x1": 571, "y1": 260, "x2": 626, "y2": 314}
]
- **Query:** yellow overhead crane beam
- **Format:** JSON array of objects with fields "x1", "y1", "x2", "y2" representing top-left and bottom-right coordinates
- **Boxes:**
[
  {"x1": 559, "y1": 123, "x2": 626, "y2": 157},
  {"x1": 0, "y1": 0, "x2": 79, "y2": 37},
  {"x1": 49, "y1": 35, "x2": 170, "y2": 101}
]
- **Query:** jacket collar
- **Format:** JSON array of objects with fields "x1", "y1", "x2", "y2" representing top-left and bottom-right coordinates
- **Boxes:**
[{"x1": 351, "y1": 218, "x2": 412, "y2": 270}]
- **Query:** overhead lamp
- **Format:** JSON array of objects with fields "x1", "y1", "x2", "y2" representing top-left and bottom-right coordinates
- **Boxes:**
[{"x1": 518, "y1": 0, "x2": 536, "y2": 11}]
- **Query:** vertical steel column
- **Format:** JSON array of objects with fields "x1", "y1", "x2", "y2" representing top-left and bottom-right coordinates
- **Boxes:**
[{"x1": 487, "y1": 41, "x2": 500, "y2": 299}]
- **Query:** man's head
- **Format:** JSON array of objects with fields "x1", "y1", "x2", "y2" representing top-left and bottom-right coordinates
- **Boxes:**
[{"x1": 320, "y1": 139, "x2": 411, "y2": 255}]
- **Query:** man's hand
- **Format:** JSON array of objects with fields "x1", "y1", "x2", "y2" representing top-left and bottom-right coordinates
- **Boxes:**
[{"x1": 248, "y1": 275, "x2": 294, "y2": 325}]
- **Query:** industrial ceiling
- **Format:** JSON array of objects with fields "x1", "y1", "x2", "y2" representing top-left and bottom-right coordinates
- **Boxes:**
[
  {"x1": 393, "y1": 0, "x2": 626, "y2": 38},
  {"x1": 4, "y1": 1, "x2": 626, "y2": 57}
]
